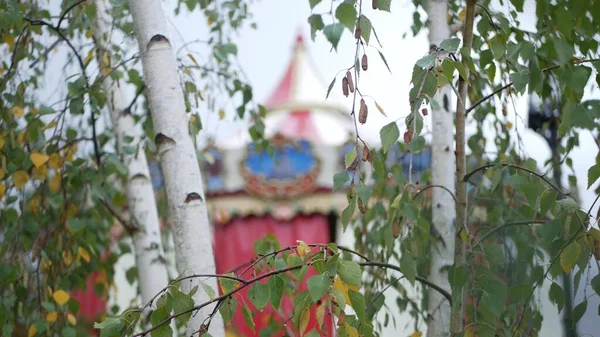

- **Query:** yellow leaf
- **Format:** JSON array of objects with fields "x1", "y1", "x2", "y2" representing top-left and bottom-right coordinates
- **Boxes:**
[
  {"x1": 13, "y1": 170, "x2": 29, "y2": 189},
  {"x1": 53, "y1": 289, "x2": 70, "y2": 306},
  {"x1": 0, "y1": 168, "x2": 4, "y2": 179},
  {"x1": 506, "y1": 121, "x2": 513, "y2": 129},
  {"x1": 375, "y1": 101, "x2": 387, "y2": 117},
  {"x1": 316, "y1": 302, "x2": 325, "y2": 329},
  {"x1": 67, "y1": 313, "x2": 77, "y2": 326},
  {"x1": 62, "y1": 250, "x2": 73, "y2": 267},
  {"x1": 32, "y1": 165, "x2": 47, "y2": 181},
  {"x1": 49, "y1": 153, "x2": 61, "y2": 170},
  {"x1": 0, "y1": 183, "x2": 5, "y2": 199},
  {"x1": 4, "y1": 34, "x2": 14, "y2": 48},
  {"x1": 459, "y1": 7, "x2": 467, "y2": 21},
  {"x1": 464, "y1": 325, "x2": 476, "y2": 337},
  {"x1": 31, "y1": 152, "x2": 50, "y2": 168},
  {"x1": 296, "y1": 240, "x2": 311, "y2": 257},
  {"x1": 28, "y1": 324, "x2": 36, "y2": 337},
  {"x1": 188, "y1": 53, "x2": 199, "y2": 67},
  {"x1": 299, "y1": 308, "x2": 310, "y2": 337},
  {"x1": 78, "y1": 247, "x2": 91, "y2": 263},
  {"x1": 460, "y1": 227, "x2": 469, "y2": 244},
  {"x1": 86, "y1": 28, "x2": 95, "y2": 39},
  {"x1": 219, "y1": 108, "x2": 226, "y2": 120},
  {"x1": 344, "y1": 323, "x2": 359, "y2": 337},
  {"x1": 29, "y1": 194, "x2": 42, "y2": 214},
  {"x1": 11, "y1": 106, "x2": 24, "y2": 118},
  {"x1": 46, "y1": 311, "x2": 58, "y2": 323},
  {"x1": 17, "y1": 131, "x2": 26, "y2": 145},
  {"x1": 31, "y1": 108, "x2": 39, "y2": 115},
  {"x1": 410, "y1": 332, "x2": 423, "y2": 337},
  {"x1": 0, "y1": 135, "x2": 4, "y2": 150},
  {"x1": 49, "y1": 173, "x2": 61, "y2": 192},
  {"x1": 333, "y1": 276, "x2": 360, "y2": 305},
  {"x1": 84, "y1": 49, "x2": 94, "y2": 65}
]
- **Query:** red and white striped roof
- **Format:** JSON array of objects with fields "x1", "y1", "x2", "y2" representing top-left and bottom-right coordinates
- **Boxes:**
[{"x1": 262, "y1": 32, "x2": 353, "y2": 146}]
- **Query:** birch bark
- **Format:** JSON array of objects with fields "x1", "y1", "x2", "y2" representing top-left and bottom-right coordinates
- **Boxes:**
[
  {"x1": 424, "y1": 1, "x2": 455, "y2": 336},
  {"x1": 127, "y1": 1, "x2": 225, "y2": 336},
  {"x1": 93, "y1": 0, "x2": 169, "y2": 313}
]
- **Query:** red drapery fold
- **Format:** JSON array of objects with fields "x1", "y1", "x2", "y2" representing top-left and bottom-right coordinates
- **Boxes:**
[{"x1": 214, "y1": 214, "x2": 334, "y2": 337}]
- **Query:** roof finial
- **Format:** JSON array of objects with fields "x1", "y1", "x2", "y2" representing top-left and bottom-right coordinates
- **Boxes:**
[{"x1": 295, "y1": 25, "x2": 305, "y2": 47}]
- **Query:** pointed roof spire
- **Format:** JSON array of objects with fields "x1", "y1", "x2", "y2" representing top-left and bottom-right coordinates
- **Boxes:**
[{"x1": 262, "y1": 31, "x2": 352, "y2": 145}]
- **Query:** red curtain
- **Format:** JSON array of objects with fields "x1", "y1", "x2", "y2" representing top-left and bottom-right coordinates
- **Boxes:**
[{"x1": 214, "y1": 214, "x2": 334, "y2": 337}]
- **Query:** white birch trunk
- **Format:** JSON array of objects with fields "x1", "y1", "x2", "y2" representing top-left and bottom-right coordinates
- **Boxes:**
[
  {"x1": 127, "y1": 1, "x2": 225, "y2": 336},
  {"x1": 93, "y1": 0, "x2": 170, "y2": 315},
  {"x1": 425, "y1": 1, "x2": 455, "y2": 336}
]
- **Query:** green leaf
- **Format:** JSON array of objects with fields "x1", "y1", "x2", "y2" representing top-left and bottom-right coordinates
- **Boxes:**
[
  {"x1": 408, "y1": 135, "x2": 426, "y2": 153},
  {"x1": 268, "y1": 275, "x2": 284, "y2": 310},
  {"x1": 149, "y1": 305, "x2": 173, "y2": 337},
  {"x1": 323, "y1": 23, "x2": 345, "y2": 50},
  {"x1": 400, "y1": 252, "x2": 416, "y2": 285},
  {"x1": 219, "y1": 297, "x2": 237, "y2": 324},
  {"x1": 557, "y1": 199, "x2": 580, "y2": 213},
  {"x1": 378, "y1": 50, "x2": 392, "y2": 73},
  {"x1": 440, "y1": 38, "x2": 460, "y2": 52},
  {"x1": 200, "y1": 281, "x2": 216, "y2": 300},
  {"x1": 309, "y1": 0, "x2": 322, "y2": 9},
  {"x1": 358, "y1": 15, "x2": 372, "y2": 44},
  {"x1": 560, "y1": 242, "x2": 581, "y2": 273},
  {"x1": 348, "y1": 290, "x2": 366, "y2": 321},
  {"x1": 170, "y1": 286, "x2": 194, "y2": 326},
  {"x1": 325, "y1": 76, "x2": 336, "y2": 99},
  {"x1": 337, "y1": 259, "x2": 362, "y2": 286},
  {"x1": 248, "y1": 282, "x2": 270, "y2": 311},
  {"x1": 341, "y1": 200, "x2": 356, "y2": 231},
  {"x1": 540, "y1": 189, "x2": 558, "y2": 215},
  {"x1": 241, "y1": 301, "x2": 255, "y2": 333},
  {"x1": 344, "y1": 147, "x2": 357, "y2": 169},
  {"x1": 308, "y1": 14, "x2": 324, "y2": 41},
  {"x1": 375, "y1": 0, "x2": 392, "y2": 11},
  {"x1": 355, "y1": 185, "x2": 371, "y2": 204},
  {"x1": 549, "y1": 282, "x2": 565, "y2": 312},
  {"x1": 553, "y1": 38, "x2": 574, "y2": 64},
  {"x1": 587, "y1": 163, "x2": 600, "y2": 189},
  {"x1": 307, "y1": 274, "x2": 332, "y2": 303},
  {"x1": 94, "y1": 317, "x2": 125, "y2": 337},
  {"x1": 333, "y1": 171, "x2": 350, "y2": 191},
  {"x1": 590, "y1": 275, "x2": 600, "y2": 295},
  {"x1": 481, "y1": 292, "x2": 503, "y2": 317},
  {"x1": 335, "y1": 2, "x2": 357, "y2": 32},
  {"x1": 415, "y1": 54, "x2": 436, "y2": 69},
  {"x1": 572, "y1": 300, "x2": 587, "y2": 325},
  {"x1": 509, "y1": 69, "x2": 529, "y2": 93},
  {"x1": 330, "y1": 287, "x2": 346, "y2": 308},
  {"x1": 379, "y1": 122, "x2": 399, "y2": 153},
  {"x1": 219, "y1": 273, "x2": 239, "y2": 293}
]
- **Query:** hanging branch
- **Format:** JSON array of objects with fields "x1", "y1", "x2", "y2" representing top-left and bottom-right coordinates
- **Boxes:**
[{"x1": 452, "y1": 0, "x2": 477, "y2": 334}]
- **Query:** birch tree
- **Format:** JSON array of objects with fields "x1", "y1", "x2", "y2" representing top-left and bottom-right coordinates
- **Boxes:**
[
  {"x1": 423, "y1": 1, "x2": 455, "y2": 335},
  {"x1": 92, "y1": 0, "x2": 169, "y2": 319},
  {"x1": 127, "y1": 1, "x2": 225, "y2": 336}
]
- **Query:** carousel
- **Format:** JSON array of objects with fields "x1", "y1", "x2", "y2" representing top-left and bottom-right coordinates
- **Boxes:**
[{"x1": 200, "y1": 32, "x2": 358, "y2": 336}]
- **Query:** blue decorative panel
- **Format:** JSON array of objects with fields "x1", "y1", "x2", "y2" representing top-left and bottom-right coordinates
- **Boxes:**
[
  {"x1": 244, "y1": 140, "x2": 317, "y2": 180},
  {"x1": 241, "y1": 136, "x2": 321, "y2": 198}
]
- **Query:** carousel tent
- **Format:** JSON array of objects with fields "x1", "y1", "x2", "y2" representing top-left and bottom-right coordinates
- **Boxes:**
[{"x1": 202, "y1": 32, "x2": 358, "y2": 337}]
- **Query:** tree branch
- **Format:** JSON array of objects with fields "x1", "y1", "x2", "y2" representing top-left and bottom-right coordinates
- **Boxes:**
[
  {"x1": 464, "y1": 163, "x2": 572, "y2": 199},
  {"x1": 471, "y1": 219, "x2": 548, "y2": 250}
]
